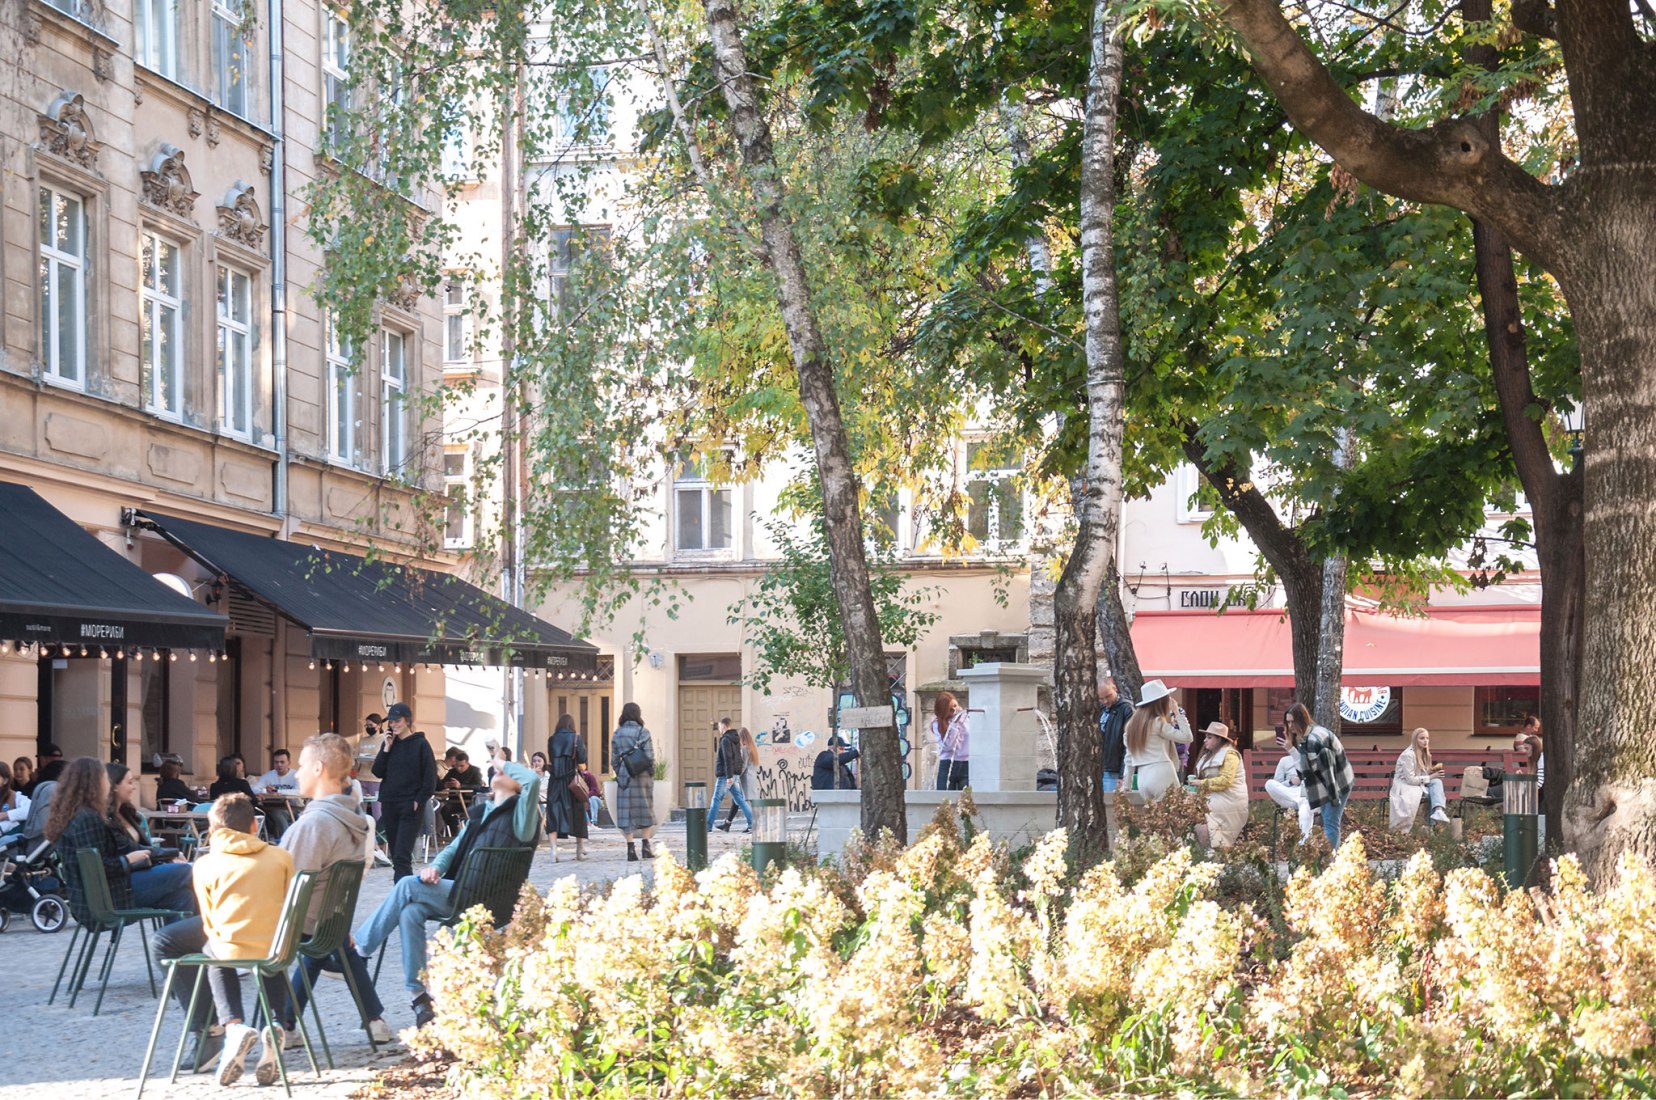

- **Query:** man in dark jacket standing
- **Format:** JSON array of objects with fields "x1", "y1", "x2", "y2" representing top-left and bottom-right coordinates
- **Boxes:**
[
  {"x1": 811, "y1": 735, "x2": 859, "y2": 790},
  {"x1": 1098, "y1": 676, "x2": 1134, "y2": 793},
  {"x1": 371, "y1": 702, "x2": 436, "y2": 880}
]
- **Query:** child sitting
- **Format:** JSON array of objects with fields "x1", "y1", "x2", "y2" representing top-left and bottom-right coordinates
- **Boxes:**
[{"x1": 193, "y1": 793, "x2": 296, "y2": 1087}]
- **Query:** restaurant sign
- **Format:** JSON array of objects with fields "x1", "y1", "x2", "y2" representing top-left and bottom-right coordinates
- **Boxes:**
[{"x1": 1339, "y1": 686, "x2": 1393, "y2": 724}]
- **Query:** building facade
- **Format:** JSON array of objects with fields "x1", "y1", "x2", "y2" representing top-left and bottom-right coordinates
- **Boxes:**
[{"x1": 0, "y1": 0, "x2": 452, "y2": 785}]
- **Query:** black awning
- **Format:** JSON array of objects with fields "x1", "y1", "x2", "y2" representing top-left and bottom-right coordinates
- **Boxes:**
[
  {"x1": 134, "y1": 510, "x2": 599, "y2": 674},
  {"x1": 0, "y1": 482, "x2": 227, "y2": 651}
]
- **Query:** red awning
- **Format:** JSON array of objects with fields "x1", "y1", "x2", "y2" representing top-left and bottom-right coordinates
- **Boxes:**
[{"x1": 1129, "y1": 605, "x2": 1540, "y2": 688}]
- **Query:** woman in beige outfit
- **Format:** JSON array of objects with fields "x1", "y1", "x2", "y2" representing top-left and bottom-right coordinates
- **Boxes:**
[
  {"x1": 1122, "y1": 680, "x2": 1193, "y2": 800},
  {"x1": 1190, "y1": 721, "x2": 1250, "y2": 848}
]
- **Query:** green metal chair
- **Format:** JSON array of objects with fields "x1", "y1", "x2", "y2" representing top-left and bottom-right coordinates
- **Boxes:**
[
  {"x1": 49, "y1": 848, "x2": 192, "y2": 1016},
  {"x1": 288, "y1": 859, "x2": 376, "y2": 1068},
  {"x1": 136, "y1": 870, "x2": 322, "y2": 1099},
  {"x1": 372, "y1": 846, "x2": 535, "y2": 984}
]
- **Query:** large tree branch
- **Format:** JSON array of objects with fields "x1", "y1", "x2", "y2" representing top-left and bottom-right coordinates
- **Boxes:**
[
  {"x1": 1180, "y1": 432, "x2": 1315, "y2": 591},
  {"x1": 1511, "y1": 0, "x2": 1557, "y2": 39},
  {"x1": 1216, "y1": 0, "x2": 1571, "y2": 273}
]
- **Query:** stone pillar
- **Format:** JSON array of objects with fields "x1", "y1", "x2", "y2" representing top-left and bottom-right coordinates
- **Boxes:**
[{"x1": 956, "y1": 663, "x2": 1050, "y2": 791}]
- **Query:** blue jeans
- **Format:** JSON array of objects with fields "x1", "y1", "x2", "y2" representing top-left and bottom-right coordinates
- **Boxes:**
[
  {"x1": 1101, "y1": 772, "x2": 1121, "y2": 793},
  {"x1": 708, "y1": 776, "x2": 752, "y2": 831},
  {"x1": 1423, "y1": 778, "x2": 1446, "y2": 812},
  {"x1": 586, "y1": 796, "x2": 600, "y2": 825},
  {"x1": 287, "y1": 946, "x2": 385, "y2": 1027},
  {"x1": 1319, "y1": 790, "x2": 1351, "y2": 848},
  {"x1": 130, "y1": 861, "x2": 196, "y2": 921},
  {"x1": 354, "y1": 874, "x2": 453, "y2": 996}
]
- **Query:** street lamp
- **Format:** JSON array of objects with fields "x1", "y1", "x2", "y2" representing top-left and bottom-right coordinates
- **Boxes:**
[
  {"x1": 1557, "y1": 400, "x2": 1585, "y2": 466},
  {"x1": 684, "y1": 782, "x2": 708, "y2": 871},
  {"x1": 750, "y1": 799, "x2": 787, "y2": 876}
]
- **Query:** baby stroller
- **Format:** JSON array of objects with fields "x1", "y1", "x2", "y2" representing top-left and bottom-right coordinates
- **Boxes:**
[{"x1": 0, "y1": 833, "x2": 69, "y2": 933}]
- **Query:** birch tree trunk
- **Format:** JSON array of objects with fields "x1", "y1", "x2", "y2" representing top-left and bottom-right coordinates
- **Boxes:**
[
  {"x1": 1050, "y1": 0, "x2": 1125, "y2": 860},
  {"x1": 701, "y1": 0, "x2": 906, "y2": 842},
  {"x1": 1312, "y1": 426, "x2": 1349, "y2": 734}
]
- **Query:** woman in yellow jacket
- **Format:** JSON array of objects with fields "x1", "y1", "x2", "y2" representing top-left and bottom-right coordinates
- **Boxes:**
[
  {"x1": 1189, "y1": 721, "x2": 1250, "y2": 849},
  {"x1": 193, "y1": 793, "x2": 296, "y2": 1087}
]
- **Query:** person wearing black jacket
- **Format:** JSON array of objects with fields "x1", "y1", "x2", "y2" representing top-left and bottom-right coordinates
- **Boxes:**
[
  {"x1": 812, "y1": 735, "x2": 860, "y2": 790},
  {"x1": 1098, "y1": 676, "x2": 1135, "y2": 793},
  {"x1": 371, "y1": 702, "x2": 436, "y2": 880},
  {"x1": 707, "y1": 720, "x2": 753, "y2": 833}
]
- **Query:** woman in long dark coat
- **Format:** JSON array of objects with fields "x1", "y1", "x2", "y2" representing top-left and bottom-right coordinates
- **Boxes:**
[
  {"x1": 611, "y1": 702, "x2": 656, "y2": 861},
  {"x1": 546, "y1": 713, "x2": 589, "y2": 861}
]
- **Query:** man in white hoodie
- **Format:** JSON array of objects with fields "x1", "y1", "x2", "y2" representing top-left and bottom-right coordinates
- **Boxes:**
[{"x1": 278, "y1": 733, "x2": 391, "y2": 1043}]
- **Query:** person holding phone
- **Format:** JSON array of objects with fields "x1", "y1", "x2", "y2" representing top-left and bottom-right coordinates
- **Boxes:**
[
  {"x1": 371, "y1": 702, "x2": 436, "y2": 880},
  {"x1": 1389, "y1": 726, "x2": 1450, "y2": 831},
  {"x1": 1121, "y1": 680, "x2": 1193, "y2": 801},
  {"x1": 1285, "y1": 702, "x2": 1354, "y2": 847}
]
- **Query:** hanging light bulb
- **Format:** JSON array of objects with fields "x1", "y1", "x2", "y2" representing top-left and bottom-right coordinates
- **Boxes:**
[
  {"x1": 325, "y1": 661, "x2": 334, "y2": 671},
  {"x1": 208, "y1": 652, "x2": 217, "y2": 663},
  {"x1": 115, "y1": 648, "x2": 125, "y2": 660},
  {"x1": 78, "y1": 645, "x2": 88, "y2": 657},
  {"x1": 169, "y1": 651, "x2": 178, "y2": 662},
  {"x1": 61, "y1": 644, "x2": 71, "y2": 657},
  {"x1": 133, "y1": 649, "x2": 143, "y2": 663},
  {"x1": 189, "y1": 651, "x2": 198, "y2": 662},
  {"x1": 343, "y1": 663, "x2": 351, "y2": 673},
  {"x1": 1, "y1": 641, "x2": 10, "y2": 655},
  {"x1": 378, "y1": 663, "x2": 386, "y2": 672},
  {"x1": 308, "y1": 659, "x2": 316, "y2": 670},
  {"x1": 393, "y1": 663, "x2": 401, "y2": 673}
]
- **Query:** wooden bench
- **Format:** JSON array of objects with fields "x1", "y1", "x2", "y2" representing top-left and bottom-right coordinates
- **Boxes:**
[{"x1": 1243, "y1": 748, "x2": 1523, "y2": 801}]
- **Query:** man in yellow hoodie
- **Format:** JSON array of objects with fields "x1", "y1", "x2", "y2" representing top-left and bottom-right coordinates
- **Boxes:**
[{"x1": 194, "y1": 793, "x2": 295, "y2": 1088}]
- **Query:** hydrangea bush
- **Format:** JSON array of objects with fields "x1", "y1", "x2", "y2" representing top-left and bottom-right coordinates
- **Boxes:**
[{"x1": 415, "y1": 809, "x2": 1656, "y2": 1098}]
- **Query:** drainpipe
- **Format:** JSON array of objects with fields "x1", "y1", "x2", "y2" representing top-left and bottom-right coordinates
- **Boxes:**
[{"x1": 268, "y1": 0, "x2": 290, "y2": 537}]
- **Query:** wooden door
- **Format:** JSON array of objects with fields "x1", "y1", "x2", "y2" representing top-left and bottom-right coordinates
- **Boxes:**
[
  {"x1": 547, "y1": 687, "x2": 614, "y2": 772},
  {"x1": 676, "y1": 684, "x2": 741, "y2": 793}
]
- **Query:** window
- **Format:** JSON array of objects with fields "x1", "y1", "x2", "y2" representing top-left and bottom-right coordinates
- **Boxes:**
[
  {"x1": 139, "y1": 657, "x2": 172, "y2": 765},
  {"x1": 322, "y1": 7, "x2": 351, "y2": 147},
  {"x1": 217, "y1": 267, "x2": 254, "y2": 438},
  {"x1": 552, "y1": 67, "x2": 612, "y2": 147},
  {"x1": 140, "y1": 233, "x2": 184, "y2": 419},
  {"x1": 549, "y1": 227, "x2": 611, "y2": 317},
  {"x1": 39, "y1": 187, "x2": 87, "y2": 389},
  {"x1": 965, "y1": 442, "x2": 1024, "y2": 545},
  {"x1": 137, "y1": 0, "x2": 178, "y2": 78},
  {"x1": 1474, "y1": 685, "x2": 1541, "y2": 737},
  {"x1": 381, "y1": 329, "x2": 407, "y2": 475},
  {"x1": 1174, "y1": 462, "x2": 1217, "y2": 524},
  {"x1": 677, "y1": 654, "x2": 742, "y2": 681},
  {"x1": 326, "y1": 315, "x2": 357, "y2": 464},
  {"x1": 869, "y1": 491, "x2": 901, "y2": 548},
  {"x1": 213, "y1": 0, "x2": 254, "y2": 117},
  {"x1": 443, "y1": 281, "x2": 469, "y2": 364},
  {"x1": 440, "y1": 124, "x2": 468, "y2": 179},
  {"x1": 443, "y1": 450, "x2": 472, "y2": 548},
  {"x1": 674, "y1": 456, "x2": 732, "y2": 552}
]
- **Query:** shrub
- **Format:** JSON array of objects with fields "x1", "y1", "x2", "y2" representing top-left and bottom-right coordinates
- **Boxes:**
[{"x1": 415, "y1": 822, "x2": 1656, "y2": 1098}]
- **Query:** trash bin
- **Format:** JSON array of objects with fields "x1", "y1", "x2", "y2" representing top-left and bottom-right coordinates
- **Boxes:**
[
  {"x1": 751, "y1": 799, "x2": 787, "y2": 876},
  {"x1": 1502, "y1": 772, "x2": 1539, "y2": 888},
  {"x1": 684, "y1": 782, "x2": 708, "y2": 871}
]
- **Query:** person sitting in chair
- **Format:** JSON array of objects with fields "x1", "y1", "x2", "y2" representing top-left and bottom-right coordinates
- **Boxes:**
[{"x1": 352, "y1": 747, "x2": 540, "y2": 1028}]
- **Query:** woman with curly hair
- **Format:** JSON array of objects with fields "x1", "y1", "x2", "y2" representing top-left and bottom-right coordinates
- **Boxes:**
[{"x1": 46, "y1": 757, "x2": 193, "y2": 921}]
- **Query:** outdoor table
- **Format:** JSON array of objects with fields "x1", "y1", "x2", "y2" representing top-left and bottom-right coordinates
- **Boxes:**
[{"x1": 146, "y1": 810, "x2": 213, "y2": 856}]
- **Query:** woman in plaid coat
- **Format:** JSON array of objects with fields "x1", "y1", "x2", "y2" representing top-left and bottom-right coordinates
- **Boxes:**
[
  {"x1": 612, "y1": 703, "x2": 657, "y2": 861},
  {"x1": 1285, "y1": 703, "x2": 1353, "y2": 848}
]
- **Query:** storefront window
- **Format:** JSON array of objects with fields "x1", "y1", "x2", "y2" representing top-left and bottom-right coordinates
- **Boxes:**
[
  {"x1": 140, "y1": 659, "x2": 171, "y2": 767},
  {"x1": 1474, "y1": 685, "x2": 1541, "y2": 736}
]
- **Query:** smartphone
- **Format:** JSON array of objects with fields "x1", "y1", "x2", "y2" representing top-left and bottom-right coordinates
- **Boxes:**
[{"x1": 1273, "y1": 723, "x2": 1287, "y2": 748}]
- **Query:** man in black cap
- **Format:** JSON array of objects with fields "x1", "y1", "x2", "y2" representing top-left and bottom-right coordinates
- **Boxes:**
[
  {"x1": 811, "y1": 735, "x2": 860, "y2": 791},
  {"x1": 371, "y1": 702, "x2": 436, "y2": 880},
  {"x1": 24, "y1": 745, "x2": 65, "y2": 797}
]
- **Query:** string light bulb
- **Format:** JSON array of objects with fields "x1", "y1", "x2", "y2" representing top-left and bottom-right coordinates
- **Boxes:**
[
  {"x1": 189, "y1": 651, "x2": 198, "y2": 662},
  {"x1": 169, "y1": 651, "x2": 178, "y2": 662},
  {"x1": 308, "y1": 659, "x2": 316, "y2": 670}
]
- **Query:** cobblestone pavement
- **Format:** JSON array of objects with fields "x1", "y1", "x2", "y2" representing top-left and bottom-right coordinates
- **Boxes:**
[{"x1": 0, "y1": 820, "x2": 761, "y2": 1099}]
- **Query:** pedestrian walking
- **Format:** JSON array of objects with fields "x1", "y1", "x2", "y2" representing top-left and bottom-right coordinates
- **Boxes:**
[
  {"x1": 546, "y1": 714, "x2": 590, "y2": 861},
  {"x1": 719, "y1": 726, "x2": 759, "y2": 829},
  {"x1": 1122, "y1": 680, "x2": 1193, "y2": 801},
  {"x1": 1098, "y1": 676, "x2": 1134, "y2": 792},
  {"x1": 370, "y1": 701, "x2": 436, "y2": 879},
  {"x1": 708, "y1": 718, "x2": 754, "y2": 833},
  {"x1": 611, "y1": 703, "x2": 657, "y2": 861},
  {"x1": 930, "y1": 691, "x2": 970, "y2": 790},
  {"x1": 1188, "y1": 721, "x2": 1249, "y2": 848},
  {"x1": 1284, "y1": 702, "x2": 1353, "y2": 848}
]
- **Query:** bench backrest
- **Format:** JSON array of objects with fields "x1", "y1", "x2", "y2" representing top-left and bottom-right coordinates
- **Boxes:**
[{"x1": 1245, "y1": 748, "x2": 1525, "y2": 801}]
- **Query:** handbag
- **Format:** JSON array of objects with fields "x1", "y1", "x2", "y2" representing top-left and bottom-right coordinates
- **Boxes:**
[{"x1": 567, "y1": 772, "x2": 590, "y2": 803}]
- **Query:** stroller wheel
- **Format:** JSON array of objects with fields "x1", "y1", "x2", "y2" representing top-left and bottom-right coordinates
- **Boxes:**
[{"x1": 32, "y1": 895, "x2": 68, "y2": 933}]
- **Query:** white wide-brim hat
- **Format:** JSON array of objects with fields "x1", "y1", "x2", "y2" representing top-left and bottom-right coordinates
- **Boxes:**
[{"x1": 1138, "y1": 679, "x2": 1175, "y2": 706}]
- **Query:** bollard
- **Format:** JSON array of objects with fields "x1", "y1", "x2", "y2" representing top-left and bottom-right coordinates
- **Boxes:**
[
  {"x1": 1502, "y1": 772, "x2": 1539, "y2": 889},
  {"x1": 751, "y1": 798, "x2": 787, "y2": 876},
  {"x1": 684, "y1": 782, "x2": 708, "y2": 871}
]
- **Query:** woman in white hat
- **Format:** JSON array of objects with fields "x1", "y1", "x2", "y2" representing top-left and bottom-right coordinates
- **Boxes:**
[
  {"x1": 1121, "y1": 680, "x2": 1193, "y2": 801},
  {"x1": 1189, "y1": 720, "x2": 1250, "y2": 848}
]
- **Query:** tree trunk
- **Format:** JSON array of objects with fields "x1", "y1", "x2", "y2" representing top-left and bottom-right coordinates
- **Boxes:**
[
  {"x1": 1097, "y1": 560, "x2": 1143, "y2": 703},
  {"x1": 701, "y1": 0, "x2": 906, "y2": 843},
  {"x1": 1051, "y1": 0, "x2": 1126, "y2": 862},
  {"x1": 1312, "y1": 552, "x2": 1345, "y2": 735}
]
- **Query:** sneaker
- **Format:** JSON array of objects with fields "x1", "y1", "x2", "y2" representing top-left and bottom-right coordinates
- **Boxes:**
[
  {"x1": 281, "y1": 1025, "x2": 303, "y2": 1050},
  {"x1": 1431, "y1": 807, "x2": 1451, "y2": 824},
  {"x1": 217, "y1": 1023, "x2": 258, "y2": 1087},
  {"x1": 367, "y1": 1017, "x2": 393, "y2": 1043},
  {"x1": 254, "y1": 1025, "x2": 284, "y2": 1086},
  {"x1": 411, "y1": 993, "x2": 436, "y2": 1029},
  {"x1": 187, "y1": 1026, "x2": 224, "y2": 1074}
]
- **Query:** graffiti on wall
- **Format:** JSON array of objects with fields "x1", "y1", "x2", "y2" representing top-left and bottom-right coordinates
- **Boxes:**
[{"x1": 754, "y1": 754, "x2": 815, "y2": 812}]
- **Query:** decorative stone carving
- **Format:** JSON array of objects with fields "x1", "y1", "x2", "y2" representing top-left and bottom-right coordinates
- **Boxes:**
[
  {"x1": 216, "y1": 182, "x2": 266, "y2": 250},
  {"x1": 38, "y1": 92, "x2": 100, "y2": 171},
  {"x1": 205, "y1": 112, "x2": 221, "y2": 147},
  {"x1": 23, "y1": 8, "x2": 41, "y2": 45},
  {"x1": 390, "y1": 272, "x2": 422, "y2": 312},
  {"x1": 140, "y1": 144, "x2": 198, "y2": 218},
  {"x1": 187, "y1": 107, "x2": 204, "y2": 139},
  {"x1": 259, "y1": 145, "x2": 274, "y2": 174},
  {"x1": 94, "y1": 46, "x2": 113, "y2": 82}
]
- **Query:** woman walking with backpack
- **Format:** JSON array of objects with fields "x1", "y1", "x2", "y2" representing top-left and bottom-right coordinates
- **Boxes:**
[
  {"x1": 612, "y1": 703, "x2": 657, "y2": 861},
  {"x1": 545, "y1": 714, "x2": 590, "y2": 862}
]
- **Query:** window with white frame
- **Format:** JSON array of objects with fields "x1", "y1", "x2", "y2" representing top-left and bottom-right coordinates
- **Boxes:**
[
  {"x1": 674, "y1": 455, "x2": 733, "y2": 553},
  {"x1": 326, "y1": 315, "x2": 357, "y2": 464},
  {"x1": 217, "y1": 267, "x2": 254, "y2": 438},
  {"x1": 140, "y1": 233, "x2": 184, "y2": 419},
  {"x1": 552, "y1": 67, "x2": 612, "y2": 147},
  {"x1": 137, "y1": 0, "x2": 178, "y2": 78},
  {"x1": 38, "y1": 186, "x2": 87, "y2": 389},
  {"x1": 213, "y1": 0, "x2": 254, "y2": 117},
  {"x1": 1174, "y1": 462, "x2": 1217, "y2": 524},
  {"x1": 965, "y1": 441, "x2": 1024, "y2": 545},
  {"x1": 322, "y1": 6, "x2": 351, "y2": 148},
  {"x1": 869, "y1": 490, "x2": 902, "y2": 549},
  {"x1": 443, "y1": 449, "x2": 472, "y2": 548},
  {"x1": 443, "y1": 280, "x2": 469, "y2": 364},
  {"x1": 381, "y1": 329, "x2": 408, "y2": 476},
  {"x1": 549, "y1": 226, "x2": 611, "y2": 318}
]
